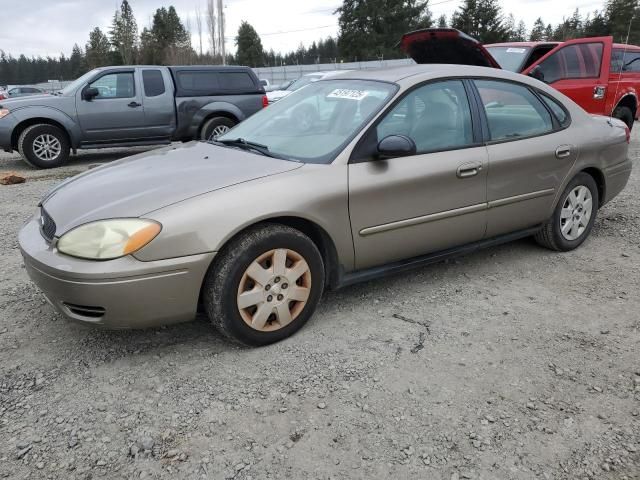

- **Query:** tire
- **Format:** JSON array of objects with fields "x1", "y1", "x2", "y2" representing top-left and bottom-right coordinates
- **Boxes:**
[
  {"x1": 200, "y1": 116, "x2": 236, "y2": 141},
  {"x1": 612, "y1": 106, "x2": 634, "y2": 131},
  {"x1": 18, "y1": 124, "x2": 70, "y2": 169},
  {"x1": 203, "y1": 224, "x2": 325, "y2": 347},
  {"x1": 535, "y1": 172, "x2": 599, "y2": 251}
]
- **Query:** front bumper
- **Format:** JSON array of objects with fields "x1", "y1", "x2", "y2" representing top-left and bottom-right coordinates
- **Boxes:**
[
  {"x1": 0, "y1": 114, "x2": 17, "y2": 151},
  {"x1": 18, "y1": 215, "x2": 216, "y2": 329}
]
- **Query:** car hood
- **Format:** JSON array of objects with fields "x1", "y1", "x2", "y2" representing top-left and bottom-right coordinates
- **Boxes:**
[
  {"x1": 399, "y1": 28, "x2": 501, "y2": 68},
  {"x1": 0, "y1": 94, "x2": 55, "y2": 108},
  {"x1": 41, "y1": 142, "x2": 302, "y2": 235}
]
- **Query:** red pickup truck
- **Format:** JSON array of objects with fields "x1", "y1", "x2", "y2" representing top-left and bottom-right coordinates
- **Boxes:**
[{"x1": 400, "y1": 29, "x2": 639, "y2": 130}]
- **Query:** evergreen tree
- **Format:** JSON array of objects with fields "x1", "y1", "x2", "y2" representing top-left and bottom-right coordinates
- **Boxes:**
[
  {"x1": 514, "y1": 20, "x2": 527, "y2": 41},
  {"x1": 583, "y1": 11, "x2": 609, "y2": 37},
  {"x1": 530, "y1": 17, "x2": 546, "y2": 41},
  {"x1": 235, "y1": 21, "x2": 264, "y2": 67},
  {"x1": 85, "y1": 27, "x2": 111, "y2": 69},
  {"x1": 605, "y1": 0, "x2": 640, "y2": 44},
  {"x1": 437, "y1": 14, "x2": 448, "y2": 28},
  {"x1": 110, "y1": 0, "x2": 138, "y2": 65},
  {"x1": 69, "y1": 44, "x2": 86, "y2": 79},
  {"x1": 337, "y1": 0, "x2": 432, "y2": 61},
  {"x1": 451, "y1": 0, "x2": 509, "y2": 43}
]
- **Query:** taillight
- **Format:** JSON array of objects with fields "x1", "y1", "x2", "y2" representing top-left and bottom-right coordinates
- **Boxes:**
[
  {"x1": 262, "y1": 95, "x2": 269, "y2": 108},
  {"x1": 625, "y1": 125, "x2": 631, "y2": 144}
]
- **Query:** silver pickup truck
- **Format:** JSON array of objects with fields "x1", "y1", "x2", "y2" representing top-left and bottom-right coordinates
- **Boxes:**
[{"x1": 0, "y1": 65, "x2": 267, "y2": 168}]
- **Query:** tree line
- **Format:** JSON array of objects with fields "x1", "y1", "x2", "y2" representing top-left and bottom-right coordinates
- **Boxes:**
[{"x1": 1, "y1": 0, "x2": 639, "y2": 86}]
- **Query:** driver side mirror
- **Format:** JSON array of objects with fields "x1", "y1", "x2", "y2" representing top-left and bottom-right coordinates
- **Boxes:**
[
  {"x1": 83, "y1": 87, "x2": 99, "y2": 101},
  {"x1": 376, "y1": 135, "x2": 416, "y2": 160},
  {"x1": 528, "y1": 65, "x2": 545, "y2": 83}
]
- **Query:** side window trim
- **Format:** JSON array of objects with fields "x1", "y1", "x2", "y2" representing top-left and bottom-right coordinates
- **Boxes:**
[
  {"x1": 349, "y1": 77, "x2": 484, "y2": 164},
  {"x1": 469, "y1": 78, "x2": 568, "y2": 146}
]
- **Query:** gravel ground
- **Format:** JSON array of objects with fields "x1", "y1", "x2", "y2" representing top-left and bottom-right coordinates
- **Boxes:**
[{"x1": 0, "y1": 134, "x2": 639, "y2": 480}]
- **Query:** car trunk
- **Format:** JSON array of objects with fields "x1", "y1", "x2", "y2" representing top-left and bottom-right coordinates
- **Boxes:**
[{"x1": 399, "y1": 28, "x2": 501, "y2": 68}]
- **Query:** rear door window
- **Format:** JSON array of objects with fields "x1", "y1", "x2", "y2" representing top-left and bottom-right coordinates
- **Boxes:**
[
  {"x1": 475, "y1": 80, "x2": 554, "y2": 141},
  {"x1": 536, "y1": 42, "x2": 604, "y2": 83},
  {"x1": 142, "y1": 70, "x2": 166, "y2": 97}
]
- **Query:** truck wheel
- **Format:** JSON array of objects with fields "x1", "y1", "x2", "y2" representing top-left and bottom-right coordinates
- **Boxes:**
[
  {"x1": 613, "y1": 106, "x2": 634, "y2": 131},
  {"x1": 18, "y1": 124, "x2": 70, "y2": 169},
  {"x1": 201, "y1": 117, "x2": 236, "y2": 141}
]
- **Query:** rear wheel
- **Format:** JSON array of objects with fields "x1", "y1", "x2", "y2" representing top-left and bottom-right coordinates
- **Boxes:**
[
  {"x1": 613, "y1": 105, "x2": 634, "y2": 130},
  {"x1": 18, "y1": 124, "x2": 70, "y2": 169},
  {"x1": 535, "y1": 172, "x2": 599, "y2": 251},
  {"x1": 201, "y1": 117, "x2": 236, "y2": 141},
  {"x1": 203, "y1": 224, "x2": 325, "y2": 346}
]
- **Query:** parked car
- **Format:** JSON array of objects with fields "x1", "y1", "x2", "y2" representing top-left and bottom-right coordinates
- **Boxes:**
[
  {"x1": 266, "y1": 71, "x2": 348, "y2": 103},
  {"x1": 6, "y1": 86, "x2": 47, "y2": 98},
  {"x1": 19, "y1": 64, "x2": 631, "y2": 346},
  {"x1": 0, "y1": 65, "x2": 268, "y2": 168},
  {"x1": 399, "y1": 28, "x2": 640, "y2": 130}
]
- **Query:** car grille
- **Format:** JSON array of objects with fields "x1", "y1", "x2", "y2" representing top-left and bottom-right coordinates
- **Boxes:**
[{"x1": 40, "y1": 208, "x2": 56, "y2": 242}]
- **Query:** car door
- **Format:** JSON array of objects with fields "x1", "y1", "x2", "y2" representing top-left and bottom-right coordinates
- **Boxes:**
[
  {"x1": 76, "y1": 69, "x2": 147, "y2": 143},
  {"x1": 522, "y1": 36, "x2": 613, "y2": 115},
  {"x1": 140, "y1": 68, "x2": 176, "y2": 140},
  {"x1": 472, "y1": 79, "x2": 578, "y2": 237},
  {"x1": 348, "y1": 79, "x2": 488, "y2": 270}
]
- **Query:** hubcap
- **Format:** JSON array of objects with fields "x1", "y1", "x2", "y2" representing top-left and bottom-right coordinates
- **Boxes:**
[
  {"x1": 32, "y1": 134, "x2": 61, "y2": 162},
  {"x1": 560, "y1": 185, "x2": 593, "y2": 241},
  {"x1": 237, "y1": 249, "x2": 312, "y2": 332},
  {"x1": 209, "y1": 125, "x2": 230, "y2": 140}
]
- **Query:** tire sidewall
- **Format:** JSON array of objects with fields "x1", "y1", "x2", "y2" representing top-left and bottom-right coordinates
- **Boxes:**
[
  {"x1": 614, "y1": 106, "x2": 634, "y2": 130},
  {"x1": 207, "y1": 228, "x2": 324, "y2": 346},
  {"x1": 21, "y1": 125, "x2": 70, "y2": 169},
  {"x1": 201, "y1": 117, "x2": 236, "y2": 141},
  {"x1": 550, "y1": 173, "x2": 599, "y2": 251}
]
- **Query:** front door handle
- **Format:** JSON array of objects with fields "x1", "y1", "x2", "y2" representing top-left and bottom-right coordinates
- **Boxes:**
[
  {"x1": 555, "y1": 146, "x2": 572, "y2": 159},
  {"x1": 456, "y1": 162, "x2": 482, "y2": 179},
  {"x1": 128, "y1": 101, "x2": 142, "y2": 108}
]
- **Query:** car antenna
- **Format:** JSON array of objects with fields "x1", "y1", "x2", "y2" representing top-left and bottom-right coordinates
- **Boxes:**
[{"x1": 609, "y1": 17, "x2": 633, "y2": 125}]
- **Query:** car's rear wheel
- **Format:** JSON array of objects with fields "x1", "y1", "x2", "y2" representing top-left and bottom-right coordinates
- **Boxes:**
[
  {"x1": 201, "y1": 117, "x2": 236, "y2": 141},
  {"x1": 613, "y1": 106, "x2": 634, "y2": 130},
  {"x1": 203, "y1": 224, "x2": 324, "y2": 346},
  {"x1": 18, "y1": 124, "x2": 70, "y2": 169},
  {"x1": 535, "y1": 172, "x2": 599, "y2": 251}
]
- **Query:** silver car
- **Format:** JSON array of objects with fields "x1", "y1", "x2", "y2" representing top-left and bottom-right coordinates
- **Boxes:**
[{"x1": 19, "y1": 65, "x2": 632, "y2": 346}]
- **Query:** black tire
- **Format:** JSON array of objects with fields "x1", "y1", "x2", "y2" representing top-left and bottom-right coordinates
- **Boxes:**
[
  {"x1": 612, "y1": 106, "x2": 634, "y2": 131},
  {"x1": 200, "y1": 116, "x2": 236, "y2": 141},
  {"x1": 18, "y1": 124, "x2": 70, "y2": 169},
  {"x1": 535, "y1": 172, "x2": 599, "y2": 251},
  {"x1": 203, "y1": 224, "x2": 325, "y2": 347}
]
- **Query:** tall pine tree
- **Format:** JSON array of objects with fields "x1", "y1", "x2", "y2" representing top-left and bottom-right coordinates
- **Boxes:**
[
  {"x1": 451, "y1": 0, "x2": 509, "y2": 43},
  {"x1": 110, "y1": 0, "x2": 138, "y2": 65}
]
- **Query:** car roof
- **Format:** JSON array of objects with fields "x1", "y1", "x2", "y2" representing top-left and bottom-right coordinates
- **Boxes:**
[{"x1": 486, "y1": 42, "x2": 560, "y2": 48}]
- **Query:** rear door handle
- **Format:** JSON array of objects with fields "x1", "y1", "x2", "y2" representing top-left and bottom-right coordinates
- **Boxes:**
[
  {"x1": 456, "y1": 162, "x2": 482, "y2": 179},
  {"x1": 555, "y1": 146, "x2": 572, "y2": 159},
  {"x1": 128, "y1": 102, "x2": 142, "y2": 108}
]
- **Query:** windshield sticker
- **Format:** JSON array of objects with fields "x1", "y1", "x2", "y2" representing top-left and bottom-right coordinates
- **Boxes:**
[
  {"x1": 327, "y1": 89, "x2": 368, "y2": 100},
  {"x1": 506, "y1": 48, "x2": 527, "y2": 53}
]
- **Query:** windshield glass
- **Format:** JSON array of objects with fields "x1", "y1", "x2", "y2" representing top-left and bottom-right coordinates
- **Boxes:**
[
  {"x1": 286, "y1": 75, "x2": 323, "y2": 91},
  {"x1": 58, "y1": 70, "x2": 98, "y2": 95},
  {"x1": 485, "y1": 46, "x2": 532, "y2": 72},
  {"x1": 218, "y1": 79, "x2": 397, "y2": 164}
]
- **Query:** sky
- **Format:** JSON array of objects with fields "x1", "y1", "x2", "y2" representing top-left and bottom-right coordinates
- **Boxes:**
[{"x1": 0, "y1": 0, "x2": 608, "y2": 58}]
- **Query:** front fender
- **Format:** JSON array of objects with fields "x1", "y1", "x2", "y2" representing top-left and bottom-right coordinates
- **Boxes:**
[
  {"x1": 187, "y1": 102, "x2": 245, "y2": 138},
  {"x1": 10, "y1": 106, "x2": 81, "y2": 147}
]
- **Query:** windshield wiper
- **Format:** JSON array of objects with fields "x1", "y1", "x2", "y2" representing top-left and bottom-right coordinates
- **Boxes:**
[{"x1": 213, "y1": 138, "x2": 285, "y2": 159}]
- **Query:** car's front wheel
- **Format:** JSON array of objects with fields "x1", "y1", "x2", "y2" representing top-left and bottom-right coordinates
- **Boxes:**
[
  {"x1": 535, "y1": 172, "x2": 599, "y2": 251},
  {"x1": 18, "y1": 124, "x2": 70, "y2": 169},
  {"x1": 203, "y1": 224, "x2": 325, "y2": 346}
]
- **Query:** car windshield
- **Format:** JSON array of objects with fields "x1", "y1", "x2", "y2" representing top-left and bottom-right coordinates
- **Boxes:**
[
  {"x1": 287, "y1": 75, "x2": 322, "y2": 91},
  {"x1": 58, "y1": 70, "x2": 98, "y2": 96},
  {"x1": 486, "y1": 46, "x2": 532, "y2": 72},
  {"x1": 218, "y1": 79, "x2": 397, "y2": 164}
]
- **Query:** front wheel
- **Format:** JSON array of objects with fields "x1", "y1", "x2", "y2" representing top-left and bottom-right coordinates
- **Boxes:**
[
  {"x1": 18, "y1": 124, "x2": 70, "y2": 169},
  {"x1": 201, "y1": 117, "x2": 236, "y2": 141},
  {"x1": 203, "y1": 224, "x2": 325, "y2": 346},
  {"x1": 535, "y1": 172, "x2": 599, "y2": 251}
]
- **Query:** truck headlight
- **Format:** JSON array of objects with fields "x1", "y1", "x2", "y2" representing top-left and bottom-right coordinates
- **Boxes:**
[
  {"x1": 0, "y1": 108, "x2": 10, "y2": 119},
  {"x1": 57, "y1": 219, "x2": 161, "y2": 260}
]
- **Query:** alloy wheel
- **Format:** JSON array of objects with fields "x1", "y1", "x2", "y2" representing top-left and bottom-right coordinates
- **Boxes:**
[
  {"x1": 237, "y1": 248, "x2": 312, "y2": 332},
  {"x1": 209, "y1": 125, "x2": 230, "y2": 140},
  {"x1": 32, "y1": 134, "x2": 61, "y2": 162},
  {"x1": 560, "y1": 185, "x2": 593, "y2": 241}
]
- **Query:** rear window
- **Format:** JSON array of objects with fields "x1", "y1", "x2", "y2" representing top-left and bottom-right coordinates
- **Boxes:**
[
  {"x1": 143, "y1": 70, "x2": 166, "y2": 97},
  {"x1": 174, "y1": 69, "x2": 258, "y2": 96},
  {"x1": 613, "y1": 50, "x2": 640, "y2": 72}
]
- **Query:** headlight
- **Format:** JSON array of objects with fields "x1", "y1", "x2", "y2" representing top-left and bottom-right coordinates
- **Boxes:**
[
  {"x1": 57, "y1": 219, "x2": 161, "y2": 260},
  {"x1": 0, "y1": 108, "x2": 10, "y2": 119}
]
